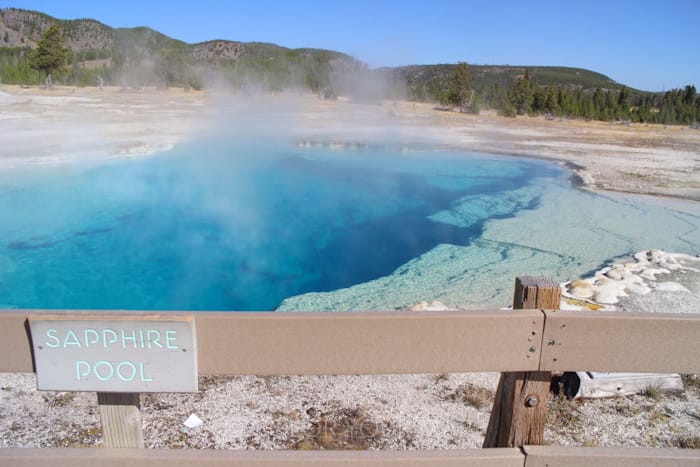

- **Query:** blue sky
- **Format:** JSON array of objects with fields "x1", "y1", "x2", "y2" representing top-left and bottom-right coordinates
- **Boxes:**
[{"x1": 3, "y1": 0, "x2": 698, "y2": 92}]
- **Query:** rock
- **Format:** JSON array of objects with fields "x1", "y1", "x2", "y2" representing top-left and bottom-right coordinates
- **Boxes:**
[
  {"x1": 634, "y1": 250, "x2": 651, "y2": 263},
  {"x1": 624, "y1": 261, "x2": 645, "y2": 273},
  {"x1": 649, "y1": 249, "x2": 663, "y2": 263},
  {"x1": 627, "y1": 283, "x2": 652, "y2": 295},
  {"x1": 639, "y1": 267, "x2": 669, "y2": 281},
  {"x1": 620, "y1": 269, "x2": 644, "y2": 284},
  {"x1": 568, "y1": 279, "x2": 594, "y2": 298},
  {"x1": 604, "y1": 265, "x2": 625, "y2": 280},
  {"x1": 593, "y1": 277, "x2": 628, "y2": 304},
  {"x1": 659, "y1": 256, "x2": 683, "y2": 271},
  {"x1": 594, "y1": 288, "x2": 623, "y2": 304},
  {"x1": 407, "y1": 300, "x2": 449, "y2": 311}
]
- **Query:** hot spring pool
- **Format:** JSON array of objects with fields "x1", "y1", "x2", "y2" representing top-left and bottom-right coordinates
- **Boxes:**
[{"x1": 0, "y1": 139, "x2": 698, "y2": 311}]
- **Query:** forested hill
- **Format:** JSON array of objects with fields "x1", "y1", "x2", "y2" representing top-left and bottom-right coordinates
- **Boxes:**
[
  {"x1": 0, "y1": 7, "x2": 363, "y2": 94},
  {"x1": 386, "y1": 64, "x2": 625, "y2": 94},
  {"x1": 1, "y1": 7, "x2": 698, "y2": 125},
  {"x1": 0, "y1": 7, "x2": 629, "y2": 95}
]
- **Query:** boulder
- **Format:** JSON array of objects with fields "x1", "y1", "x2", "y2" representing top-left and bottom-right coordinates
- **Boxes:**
[{"x1": 568, "y1": 279, "x2": 594, "y2": 298}]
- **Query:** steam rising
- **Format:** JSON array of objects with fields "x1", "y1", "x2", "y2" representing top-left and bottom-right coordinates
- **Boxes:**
[{"x1": 1, "y1": 63, "x2": 699, "y2": 311}]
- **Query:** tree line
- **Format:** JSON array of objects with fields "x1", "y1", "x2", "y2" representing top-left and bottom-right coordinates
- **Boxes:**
[
  {"x1": 2, "y1": 25, "x2": 698, "y2": 127},
  {"x1": 409, "y1": 64, "x2": 699, "y2": 126},
  {"x1": 490, "y1": 69, "x2": 698, "y2": 124}
]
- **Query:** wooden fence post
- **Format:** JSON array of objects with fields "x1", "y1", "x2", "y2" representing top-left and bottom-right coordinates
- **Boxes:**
[
  {"x1": 97, "y1": 392, "x2": 144, "y2": 448},
  {"x1": 483, "y1": 276, "x2": 560, "y2": 448}
]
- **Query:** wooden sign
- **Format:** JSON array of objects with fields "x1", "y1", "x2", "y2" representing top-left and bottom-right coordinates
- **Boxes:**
[{"x1": 28, "y1": 315, "x2": 198, "y2": 393}]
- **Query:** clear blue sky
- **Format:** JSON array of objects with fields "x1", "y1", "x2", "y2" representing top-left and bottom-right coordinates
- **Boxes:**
[{"x1": 3, "y1": 0, "x2": 698, "y2": 92}]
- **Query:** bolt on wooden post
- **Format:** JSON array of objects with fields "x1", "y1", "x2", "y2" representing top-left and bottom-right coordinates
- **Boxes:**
[{"x1": 483, "y1": 276, "x2": 561, "y2": 448}]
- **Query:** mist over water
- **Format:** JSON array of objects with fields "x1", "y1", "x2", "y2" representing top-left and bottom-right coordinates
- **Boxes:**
[
  {"x1": 0, "y1": 136, "x2": 698, "y2": 312},
  {"x1": 0, "y1": 139, "x2": 560, "y2": 311}
]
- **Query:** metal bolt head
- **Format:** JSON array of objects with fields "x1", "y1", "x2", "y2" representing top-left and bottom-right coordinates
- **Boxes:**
[
  {"x1": 547, "y1": 339, "x2": 556, "y2": 346},
  {"x1": 525, "y1": 396, "x2": 538, "y2": 407},
  {"x1": 529, "y1": 346, "x2": 537, "y2": 353}
]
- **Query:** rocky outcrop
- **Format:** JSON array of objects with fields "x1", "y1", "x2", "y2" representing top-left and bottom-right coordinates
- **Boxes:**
[
  {"x1": 191, "y1": 40, "x2": 245, "y2": 61},
  {"x1": 563, "y1": 250, "x2": 700, "y2": 310},
  {"x1": 0, "y1": 8, "x2": 113, "y2": 50}
]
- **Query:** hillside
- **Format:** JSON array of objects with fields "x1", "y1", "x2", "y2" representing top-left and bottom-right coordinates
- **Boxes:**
[
  {"x1": 0, "y1": 7, "x2": 698, "y2": 125},
  {"x1": 0, "y1": 7, "x2": 631, "y2": 95},
  {"x1": 385, "y1": 64, "x2": 628, "y2": 94},
  {"x1": 0, "y1": 8, "x2": 362, "y2": 92}
]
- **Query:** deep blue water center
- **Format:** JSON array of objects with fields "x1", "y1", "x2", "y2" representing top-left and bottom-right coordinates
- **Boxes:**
[{"x1": 0, "y1": 140, "x2": 560, "y2": 310}]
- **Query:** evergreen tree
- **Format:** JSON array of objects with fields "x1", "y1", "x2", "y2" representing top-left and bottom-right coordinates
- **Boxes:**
[
  {"x1": 509, "y1": 70, "x2": 535, "y2": 115},
  {"x1": 532, "y1": 85, "x2": 547, "y2": 113},
  {"x1": 558, "y1": 88, "x2": 572, "y2": 116},
  {"x1": 617, "y1": 86, "x2": 630, "y2": 111},
  {"x1": 544, "y1": 85, "x2": 559, "y2": 114},
  {"x1": 592, "y1": 88, "x2": 606, "y2": 119},
  {"x1": 28, "y1": 24, "x2": 69, "y2": 88},
  {"x1": 681, "y1": 85, "x2": 697, "y2": 123},
  {"x1": 448, "y1": 62, "x2": 472, "y2": 110}
]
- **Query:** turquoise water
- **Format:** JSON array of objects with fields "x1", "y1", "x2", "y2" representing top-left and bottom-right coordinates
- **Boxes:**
[
  {"x1": 0, "y1": 140, "x2": 556, "y2": 310},
  {"x1": 1, "y1": 140, "x2": 698, "y2": 311}
]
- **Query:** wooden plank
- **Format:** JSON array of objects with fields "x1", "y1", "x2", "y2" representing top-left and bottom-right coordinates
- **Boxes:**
[
  {"x1": 0, "y1": 447, "x2": 526, "y2": 466},
  {"x1": 97, "y1": 393, "x2": 144, "y2": 448},
  {"x1": 194, "y1": 309, "x2": 544, "y2": 374},
  {"x1": 524, "y1": 445, "x2": 700, "y2": 467},
  {"x1": 0, "y1": 309, "x2": 544, "y2": 374},
  {"x1": 3, "y1": 308, "x2": 699, "y2": 375},
  {"x1": 484, "y1": 277, "x2": 559, "y2": 448},
  {"x1": 539, "y1": 310, "x2": 700, "y2": 373}
]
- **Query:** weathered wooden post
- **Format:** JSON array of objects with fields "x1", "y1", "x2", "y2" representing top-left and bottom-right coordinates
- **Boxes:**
[
  {"x1": 483, "y1": 276, "x2": 561, "y2": 448},
  {"x1": 97, "y1": 392, "x2": 144, "y2": 448}
]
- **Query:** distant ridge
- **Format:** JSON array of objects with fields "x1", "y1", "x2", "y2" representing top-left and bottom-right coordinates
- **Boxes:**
[
  {"x1": 2, "y1": 7, "x2": 698, "y2": 126},
  {"x1": 0, "y1": 7, "x2": 625, "y2": 93},
  {"x1": 0, "y1": 7, "x2": 362, "y2": 92},
  {"x1": 387, "y1": 64, "x2": 625, "y2": 92}
]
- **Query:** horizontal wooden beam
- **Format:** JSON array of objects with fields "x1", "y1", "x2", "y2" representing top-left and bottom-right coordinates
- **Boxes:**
[
  {"x1": 2, "y1": 308, "x2": 699, "y2": 376},
  {"x1": 0, "y1": 309, "x2": 544, "y2": 375},
  {"x1": 2, "y1": 446, "x2": 698, "y2": 466},
  {"x1": 539, "y1": 310, "x2": 700, "y2": 373},
  {"x1": 194, "y1": 309, "x2": 543, "y2": 374},
  {"x1": 0, "y1": 448, "x2": 525, "y2": 467},
  {"x1": 524, "y1": 446, "x2": 700, "y2": 467}
]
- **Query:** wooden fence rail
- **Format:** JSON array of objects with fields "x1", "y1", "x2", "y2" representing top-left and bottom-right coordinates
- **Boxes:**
[
  {"x1": 1, "y1": 309, "x2": 698, "y2": 375},
  {"x1": 2, "y1": 445, "x2": 699, "y2": 466},
  {"x1": 0, "y1": 275, "x2": 699, "y2": 466}
]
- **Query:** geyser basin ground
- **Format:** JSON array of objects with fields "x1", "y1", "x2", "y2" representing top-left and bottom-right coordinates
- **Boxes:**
[{"x1": 0, "y1": 140, "x2": 698, "y2": 311}]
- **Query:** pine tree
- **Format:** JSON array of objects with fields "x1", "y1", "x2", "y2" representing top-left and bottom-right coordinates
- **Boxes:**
[
  {"x1": 28, "y1": 24, "x2": 69, "y2": 88},
  {"x1": 509, "y1": 70, "x2": 535, "y2": 115},
  {"x1": 545, "y1": 86, "x2": 559, "y2": 114},
  {"x1": 449, "y1": 62, "x2": 472, "y2": 111}
]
